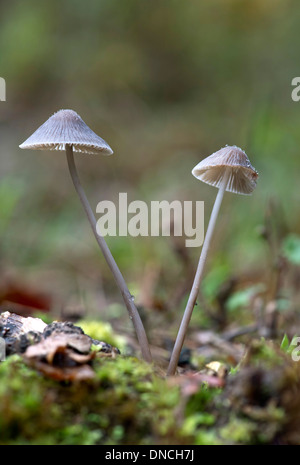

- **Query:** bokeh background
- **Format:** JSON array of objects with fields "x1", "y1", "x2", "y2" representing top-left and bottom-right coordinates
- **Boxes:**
[{"x1": 0, "y1": 0, "x2": 299, "y2": 355}]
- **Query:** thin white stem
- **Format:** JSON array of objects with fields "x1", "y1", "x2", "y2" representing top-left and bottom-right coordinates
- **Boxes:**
[
  {"x1": 167, "y1": 170, "x2": 230, "y2": 376},
  {"x1": 66, "y1": 145, "x2": 152, "y2": 363}
]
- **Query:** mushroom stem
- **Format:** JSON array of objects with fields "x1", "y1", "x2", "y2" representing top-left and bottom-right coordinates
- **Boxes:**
[
  {"x1": 167, "y1": 169, "x2": 230, "y2": 376},
  {"x1": 65, "y1": 145, "x2": 152, "y2": 363}
]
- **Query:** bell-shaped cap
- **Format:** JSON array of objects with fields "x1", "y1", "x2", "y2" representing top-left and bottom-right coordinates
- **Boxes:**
[
  {"x1": 19, "y1": 109, "x2": 113, "y2": 155},
  {"x1": 192, "y1": 145, "x2": 258, "y2": 195}
]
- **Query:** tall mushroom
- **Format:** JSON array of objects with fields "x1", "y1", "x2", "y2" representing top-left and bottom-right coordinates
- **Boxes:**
[
  {"x1": 167, "y1": 145, "x2": 258, "y2": 375},
  {"x1": 19, "y1": 109, "x2": 152, "y2": 363}
]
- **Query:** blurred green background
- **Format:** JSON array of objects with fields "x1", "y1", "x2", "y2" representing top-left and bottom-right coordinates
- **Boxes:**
[{"x1": 0, "y1": 0, "x2": 299, "y2": 345}]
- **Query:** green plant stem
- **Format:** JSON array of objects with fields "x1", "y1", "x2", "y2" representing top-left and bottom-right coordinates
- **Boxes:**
[
  {"x1": 167, "y1": 170, "x2": 230, "y2": 376},
  {"x1": 66, "y1": 144, "x2": 152, "y2": 363}
]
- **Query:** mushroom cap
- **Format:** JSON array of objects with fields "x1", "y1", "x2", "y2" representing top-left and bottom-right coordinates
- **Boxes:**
[
  {"x1": 192, "y1": 145, "x2": 258, "y2": 195},
  {"x1": 19, "y1": 109, "x2": 113, "y2": 155}
]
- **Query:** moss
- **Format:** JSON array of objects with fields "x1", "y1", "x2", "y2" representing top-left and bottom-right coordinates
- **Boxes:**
[
  {"x1": 1, "y1": 336, "x2": 300, "y2": 444},
  {"x1": 0, "y1": 354, "x2": 191, "y2": 445},
  {"x1": 219, "y1": 416, "x2": 257, "y2": 444},
  {"x1": 77, "y1": 319, "x2": 127, "y2": 352}
]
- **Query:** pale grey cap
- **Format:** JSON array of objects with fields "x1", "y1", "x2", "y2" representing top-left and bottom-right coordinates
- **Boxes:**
[
  {"x1": 192, "y1": 145, "x2": 258, "y2": 195},
  {"x1": 19, "y1": 109, "x2": 113, "y2": 155}
]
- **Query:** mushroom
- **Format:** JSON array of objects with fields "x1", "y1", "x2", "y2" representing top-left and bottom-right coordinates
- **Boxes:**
[
  {"x1": 19, "y1": 109, "x2": 152, "y2": 363},
  {"x1": 167, "y1": 145, "x2": 258, "y2": 375}
]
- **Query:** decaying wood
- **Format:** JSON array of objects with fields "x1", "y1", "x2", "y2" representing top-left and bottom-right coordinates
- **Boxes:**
[{"x1": 0, "y1": 312, "x2": 120, "y2": 381}]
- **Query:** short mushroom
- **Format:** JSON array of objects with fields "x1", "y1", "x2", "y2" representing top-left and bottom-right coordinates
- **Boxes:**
[
  {"x1": 19, "y1": 109, "x2": 152, "y2": 363},
  {"x1": 167, "y1": 145, "x2": 258, "y2": 375}
]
